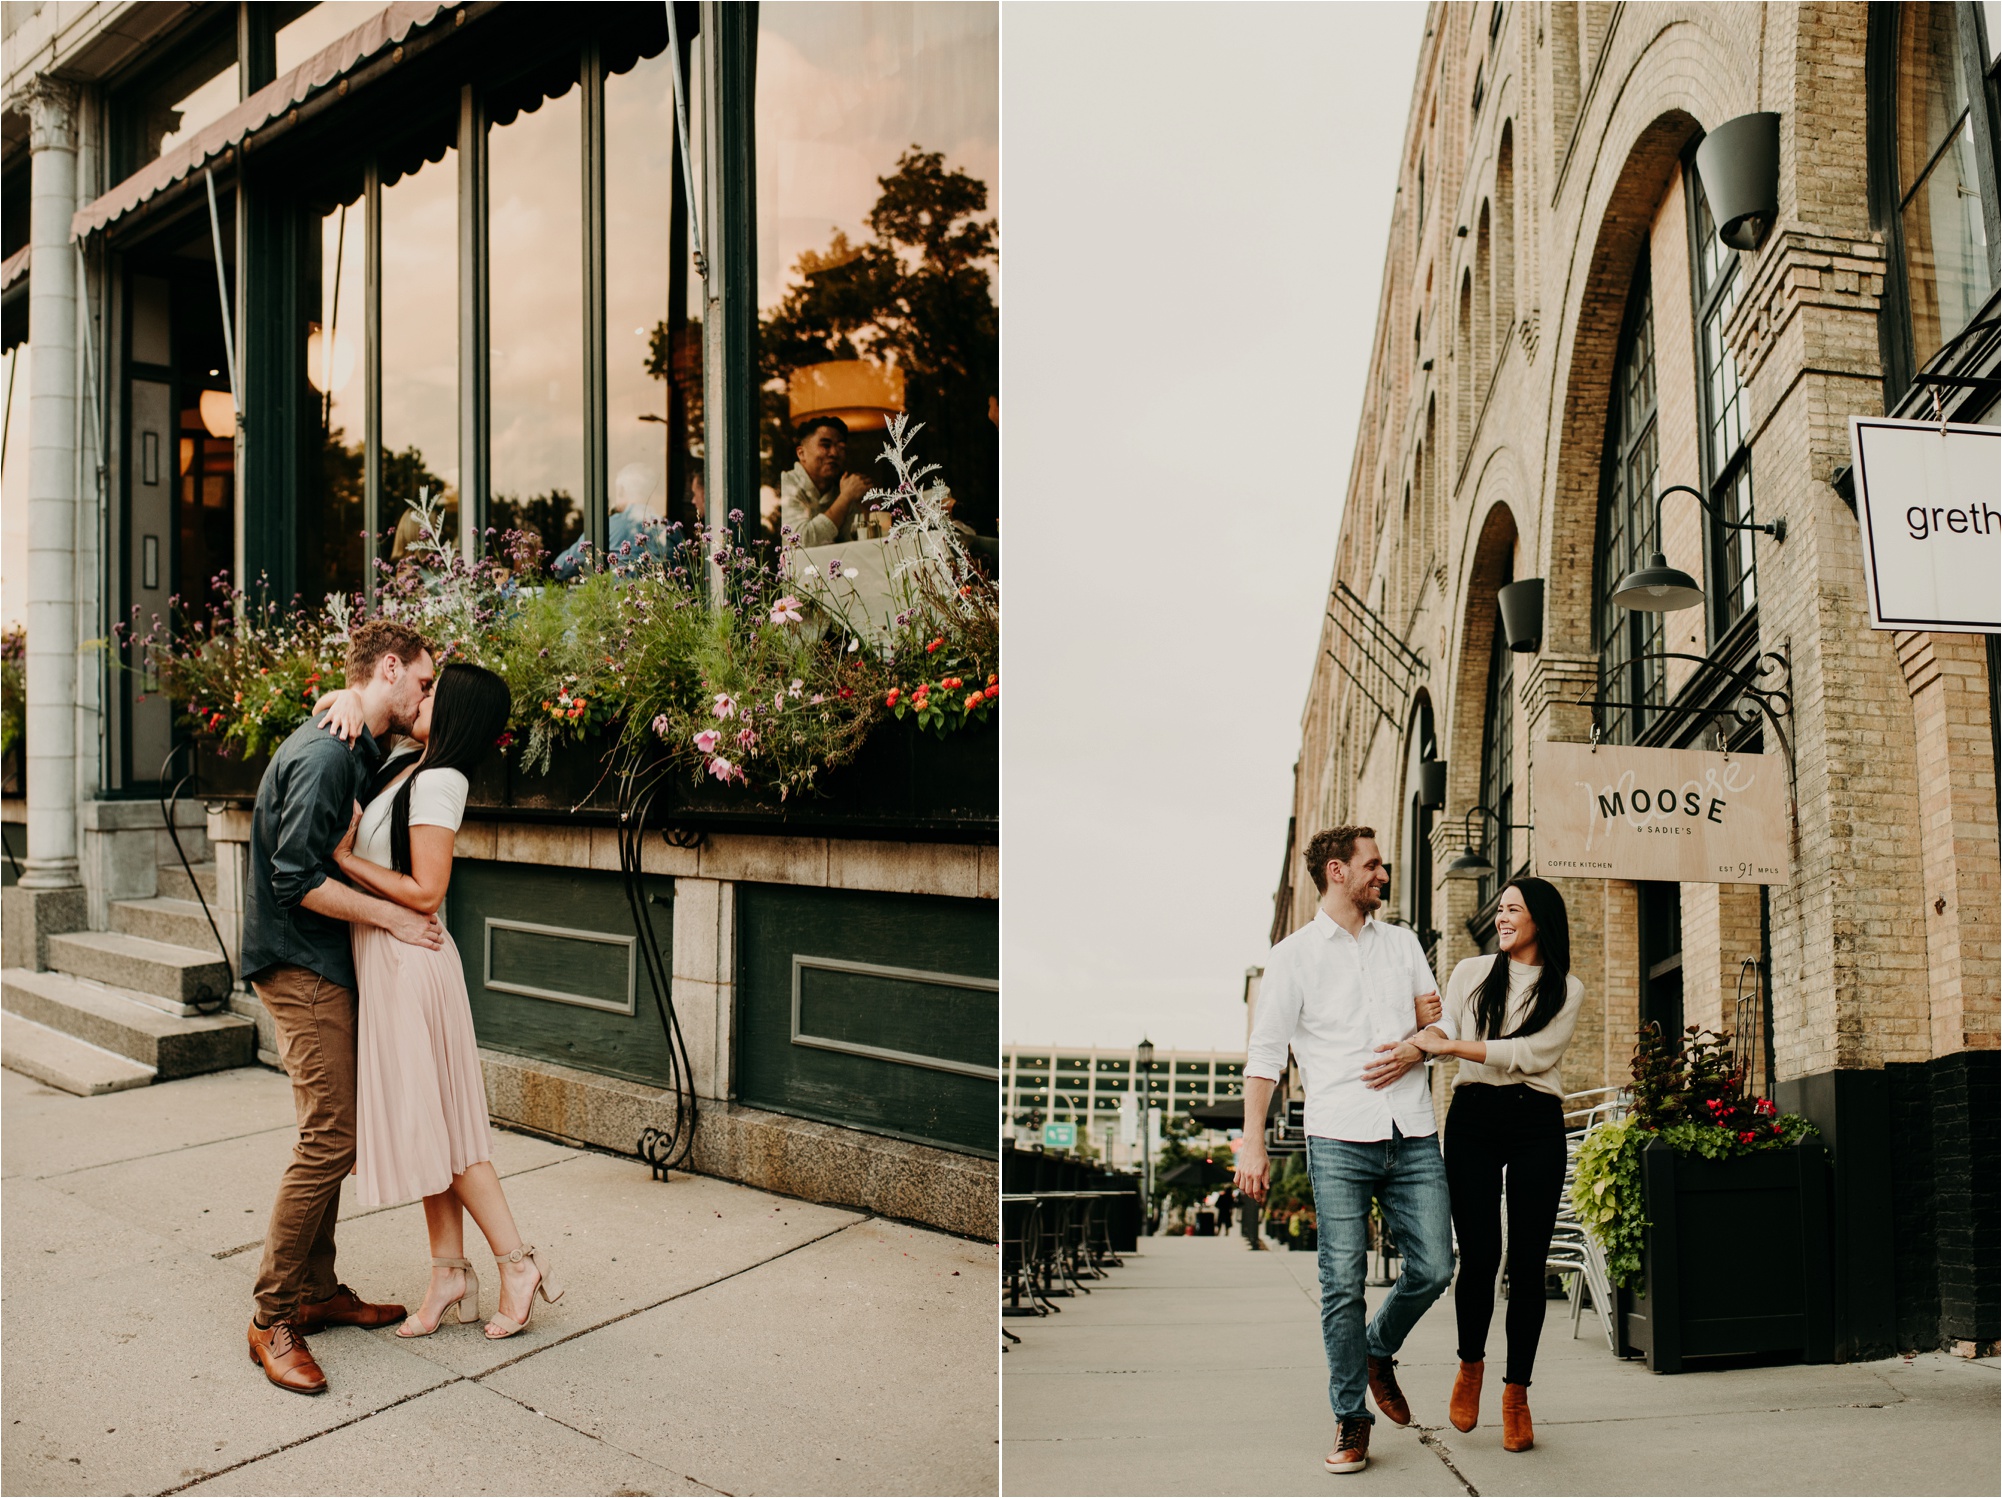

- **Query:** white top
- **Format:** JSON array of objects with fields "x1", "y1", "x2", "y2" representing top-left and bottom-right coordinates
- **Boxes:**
[
  {"x1": 352, "y1": 760, "x2": 470, "y2": 868},
  {"x1": 1440, "y1": 955, "x2": 1585, "y2": 1099},
  {"x1": 1246, "y1": 909, "x2": 1443, "y2": 1142}
]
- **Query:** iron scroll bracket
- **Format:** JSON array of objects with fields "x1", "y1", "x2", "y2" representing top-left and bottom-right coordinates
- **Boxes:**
[{"x1": 1573, "y1": 646, "x2": 1798, "y2": 852}]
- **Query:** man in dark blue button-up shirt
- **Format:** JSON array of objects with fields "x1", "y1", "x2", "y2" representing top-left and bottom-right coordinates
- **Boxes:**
[{"x1": 242, "y1": 620, "x2": 441, "y2": 1394}]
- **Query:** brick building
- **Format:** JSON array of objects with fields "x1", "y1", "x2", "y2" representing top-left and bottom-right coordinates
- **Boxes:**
[{"x1": 1282, "y1": 2, "x2": 1997, "y2": 1355}]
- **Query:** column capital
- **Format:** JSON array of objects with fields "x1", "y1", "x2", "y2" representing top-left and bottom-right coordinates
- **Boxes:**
[{"x1": 20, "y1": 76, "x2": 80, "y2": 154}]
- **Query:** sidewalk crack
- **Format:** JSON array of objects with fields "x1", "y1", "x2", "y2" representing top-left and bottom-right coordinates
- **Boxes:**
[{"x1": 1413, "y1": 1424, "x2": 1480, "y2": 1496}]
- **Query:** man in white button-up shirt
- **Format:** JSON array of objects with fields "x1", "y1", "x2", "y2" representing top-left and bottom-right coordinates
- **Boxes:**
[{"x1": 1236, "y1": 826, "x2": 1455, "y2": 1476}]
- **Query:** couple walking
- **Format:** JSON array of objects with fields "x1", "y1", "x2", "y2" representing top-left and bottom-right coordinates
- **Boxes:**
[
  {"x1": 241, "y1": 620, "x2": 563, "y2": 1395},
  {"x1": 1236, "y1": 825, "x2": 1582, "y2": 1474}
]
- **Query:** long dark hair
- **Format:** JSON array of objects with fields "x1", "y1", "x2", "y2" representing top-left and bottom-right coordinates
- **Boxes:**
[
  {"x1": 388, "y1": 663, "x2": 511, "y2": 874},
  {"x1": 1473, "y1": 876, "x2": 1572, "y2": 1041}
]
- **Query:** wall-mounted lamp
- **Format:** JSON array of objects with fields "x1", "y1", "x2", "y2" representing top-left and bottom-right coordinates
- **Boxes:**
[
  {"x1": 1611, "y1": 484, "x2": 1786, "y2": 614},
  {"x1": 198, "y1": 389, "x2": 236, "y2": 440},
  {"x1": 1694, "y1": 112, "x2": 1782, "y2": 252},
  {"x1": 1443, "y1": 804, "x2": 1534, "y2": 881},
  {"x1": 1496, "y1": 578, "x2": 1545, "y2": 653},
  {"x1": 1455, "y1": 224, "x2": 1468, "y2": 238},
  {"x1": 1417, "y1": 759, "x2": 1448, "y2": 810}
]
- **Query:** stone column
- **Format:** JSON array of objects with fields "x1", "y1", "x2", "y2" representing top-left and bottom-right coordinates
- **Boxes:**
[{"x1": 20, "y1": 77, "x2": 79, "y2": 893}]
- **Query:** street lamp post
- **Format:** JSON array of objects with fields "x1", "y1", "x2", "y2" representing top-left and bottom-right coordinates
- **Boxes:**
[{"x1": 1136, "y1": 1038, "x2": 1155, "y2": 1233}]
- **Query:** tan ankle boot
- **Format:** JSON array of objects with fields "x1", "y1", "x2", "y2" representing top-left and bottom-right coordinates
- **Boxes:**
[
  {"x1": 1449, "y1": 1359, "x2": 1483, "y2": 1432},
  {"x1": 1501, "y1": 1381, "x2": 1533, "y2": 1452}
]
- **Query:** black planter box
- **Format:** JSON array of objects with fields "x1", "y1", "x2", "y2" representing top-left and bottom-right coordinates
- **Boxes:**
[
  {"x1": 472, "y1": 717, "x2": 997, "y2": 842},
  {"x1": 1616, "y1": 1137, "x2": 1835, "y2": 1372},
  {"x1": 194, "y1": 741, "x2": 272, "y2": 801}
]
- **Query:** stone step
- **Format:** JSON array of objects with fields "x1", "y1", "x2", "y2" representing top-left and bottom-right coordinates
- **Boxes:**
[
  {"x1": 2, "y1": 968, "x2": 255, "y2": 1079},
  {"x1": 46, "y1": 930, "x2": 232, "y2": 1008},
  {"x1": 1, "y1": 1011, "x2": 157, "y2": 1095},
  {"x1": 111, "y1": 895, "x2": 226, "y2": 955},
  {"x1": 156, "y1": 861, "x2": 219, "y2": 904}
]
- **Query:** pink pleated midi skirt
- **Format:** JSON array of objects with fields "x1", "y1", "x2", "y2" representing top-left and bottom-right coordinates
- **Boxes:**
[{"x1": 351, "y1": 923, "x2": 493, "y2": 1208}]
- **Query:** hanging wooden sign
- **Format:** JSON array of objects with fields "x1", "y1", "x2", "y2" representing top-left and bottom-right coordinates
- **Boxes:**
[{"x1": 1533, "y1": 741, "x2": 1789, "y2": 885}]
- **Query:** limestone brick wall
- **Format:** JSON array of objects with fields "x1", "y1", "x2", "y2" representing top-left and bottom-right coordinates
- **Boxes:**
[{"x1": 1288, "y1": 1, "x2": 1998, "y2": 1098}]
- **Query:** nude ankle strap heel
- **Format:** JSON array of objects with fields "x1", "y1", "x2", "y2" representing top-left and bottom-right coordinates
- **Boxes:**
[
  {"x1": 395, "y1": 1256, "x2": 479, "y2": 1338},
  {"x1": 485, "y1": 1244, "x2": 563, "y2": 1338}
]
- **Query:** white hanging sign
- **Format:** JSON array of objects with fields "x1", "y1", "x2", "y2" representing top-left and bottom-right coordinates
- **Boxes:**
[
  {"x1": 1847, "y1": 416, "x2": 2001, "y2": 634},
  {"x1": 1533, "y1": 741, "x2": 1789, "y2": 885}
]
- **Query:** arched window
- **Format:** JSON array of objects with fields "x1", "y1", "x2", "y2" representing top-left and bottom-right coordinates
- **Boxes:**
[
  {"x1": 1475, "y1": 202, "x2": 1493, "y2": 394},
  {"x1": 1595, "y1": 261, "x2": 1665, "y2": 744},
  {"x1": 1401, "y1": 694, "x2": 1440, "y2": 963},
  {"x1": 1456, "y1": 270, "x2": 1474, "y2": 454},
  {"x1": 1690, "y1": 171, "x2": 1759, "y2": 638},
  {"x1": 1871, "y1": 1, "x2": 2001, "y2": 401},
  {"x1": 1423, "y1": 397, "x2": 1439, "y2": 563},
  {"x1": 1478, "y1": 578, "x2": 1516, "y2": 913},
  {"x1": 1495, "y1": 124, "x2": 1516, "y2": 358}
]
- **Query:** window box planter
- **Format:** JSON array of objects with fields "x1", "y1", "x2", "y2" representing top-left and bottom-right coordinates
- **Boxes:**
[
  {"x1": 195, "y1": 740, "x2": 272, "y2": 801},
  {"x1": 1615, "y1": 1136, "x2": 1835, "y2": 1372},
  {"x1": 469, "y1": 717, "x2": 997, "y2": 841}
]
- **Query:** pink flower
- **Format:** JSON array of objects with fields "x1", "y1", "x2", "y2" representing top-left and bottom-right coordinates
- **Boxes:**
[
  {"x1": 770, "y1": 595, "x2": 804, "y2": 625},
  {"x1": 711, "y1": 693, "x2": 736, "y2": 720},
  {"x1": 736, "y1": 726, "x2": 757, "y2": 750},
  {"x1": 693, "y1": 729, "x2": 720, "y2": 754},
  {"x1": 652, "y1": 714, "x2": 673, "y2": 739},
  {"x1": 706, "y1": 755, "x2": 739, "y2": 782}
]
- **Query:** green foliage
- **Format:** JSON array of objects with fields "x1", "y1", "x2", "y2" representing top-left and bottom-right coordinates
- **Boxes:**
[
  {"x1": 0, "y1": 625, "x2": 24, "y2": 761},
  {"x1": 1571, "y1": 1025, "x2": 1820, "y2": 1290},
  {"x1": 1150, "y1": 1111, "x2": 1232, "y2": 1212}
]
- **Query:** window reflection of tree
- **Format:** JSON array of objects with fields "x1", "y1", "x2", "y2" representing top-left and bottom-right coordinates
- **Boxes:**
[{"x1": 755, "y1": 149, "x2": 999, "y2": 537}]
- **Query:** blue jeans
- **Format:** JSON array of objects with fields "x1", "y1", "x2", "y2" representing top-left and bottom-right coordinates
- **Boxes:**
[{"x1": 1308, "y1": 1129, "x2": 1455, "y2": 1421}]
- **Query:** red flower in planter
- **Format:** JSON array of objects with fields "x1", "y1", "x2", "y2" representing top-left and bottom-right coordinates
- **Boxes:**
[{"x1": 1739, "y1": 1130, "x2": 1758, "y2": 1144}]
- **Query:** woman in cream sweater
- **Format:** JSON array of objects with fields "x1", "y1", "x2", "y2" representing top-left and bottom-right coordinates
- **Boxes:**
[{"x1": 1410, "y1": 877, "x2": 1582, "y2": 1454}]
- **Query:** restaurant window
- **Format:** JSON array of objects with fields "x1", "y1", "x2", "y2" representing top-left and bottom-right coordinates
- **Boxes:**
[
  {"x1": 298, "y1": 194, "x2": 366, "y2": 608},
  {"x1": 1872, "y1": 1, "x2": 2001, "y2": 400},
  {"x1": 1594, "y1": 263, "x2": 1666, "y2": 745},
  {"x1": 1478, "y1": 590, "x2": 1515, "y2": 914},
  {"x1": 1689, "y1": 169, "x2": 1758, "y2": 639},
  {"x1": 380, "y1": 149, "x2": 460, "y2": 561},
  {"x1": 108, "y1": 13, "x2": 239, "y2": 184},
  {"x1": 754, "y1": 2, "x2": 999, "y2": 548},
  {"x1": 489, "y1": 67, "x2": 586, "y2": 561}
]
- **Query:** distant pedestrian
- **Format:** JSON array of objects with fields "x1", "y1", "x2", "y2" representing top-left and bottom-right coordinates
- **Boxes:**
[
  {"x1": 1235, "y1": 825, "x2": 1449, "y2": 1476},
  {"x1": 1409, "y1": 878, "x2": 1582, "y2": 1454},
  {"x1": 1217, "y1": 1186, "x2": 1236, "y2": 1232}
]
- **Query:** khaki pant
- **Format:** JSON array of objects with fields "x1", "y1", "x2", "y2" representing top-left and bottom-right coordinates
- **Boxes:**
[{"x1": 251, "y1": 965, "x2": 357, "y2": 1323}]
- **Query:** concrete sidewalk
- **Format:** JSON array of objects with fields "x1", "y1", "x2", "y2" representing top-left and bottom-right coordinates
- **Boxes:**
[
  {"x1": 1, "y1": 1065, "x2": 998, "y2": 1497},
  {"x1": 1000, "y1": 1234, "x2": 1999, "y2": 1496}
]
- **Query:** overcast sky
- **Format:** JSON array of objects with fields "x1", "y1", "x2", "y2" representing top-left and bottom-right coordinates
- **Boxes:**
[{"x1": 1002, "y1": 2, "x2": 1425, "y2": 1053}]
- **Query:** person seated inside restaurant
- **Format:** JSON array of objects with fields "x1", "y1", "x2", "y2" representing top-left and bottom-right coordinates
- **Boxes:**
[
  {"x1": 781, "y1": 417, "x2": 873, "y2": 548},
  {"x1": 550, "y1": 462, "x2": 670, "y2": 581}
]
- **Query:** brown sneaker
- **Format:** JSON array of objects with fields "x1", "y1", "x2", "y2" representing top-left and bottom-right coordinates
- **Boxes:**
[
  {"x1": 1323, "y1": 1416, "x2": 1372, "y2": 1474},
  {"x1": 247, "y1": 1318, "x2": 327, "y2": 1395},
  {"x1": 1501, "y1": 1381, "x2": 1534, "y2": 1452},
  {"x1": 1367, "y1": 1354, "x2": 1412, "y2": 1425},
  {"x1": 295, "y1": 1284, "x2": 407, "y2": 1333},
  {"x1": 1450, "y1": 1359, "x2": 1484, "y2": 1432}
]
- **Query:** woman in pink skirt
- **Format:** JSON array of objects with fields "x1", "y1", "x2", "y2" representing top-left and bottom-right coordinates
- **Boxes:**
[{"x1": 327, "y1": 662, "x2": 564, "y2": 1340}]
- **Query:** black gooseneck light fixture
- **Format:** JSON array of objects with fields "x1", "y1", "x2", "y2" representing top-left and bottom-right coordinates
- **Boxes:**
[
  {"x1": 1610, "y1": 484, "x2": 1786, "y2": 614},
  {"x1": 1443, "y1": 804, "x2": 1536, "y2": 881}
]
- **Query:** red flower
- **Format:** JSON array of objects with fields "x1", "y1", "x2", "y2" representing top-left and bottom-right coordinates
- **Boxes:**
[
  {"x1": 1739, "y1": 1131, "x2": 1757, "y2": 1145},
  {"x1": 886, "y1": 688, "x2": 901, "y2": 707},
  {"x1": 925, "y1": 636, "x2": 944, "y2": 653},
  {"x1": 1771, "y1": 1122, "x2": 1782, "y2": 1134},
  {"x1": 837, "y1": 688, "x2": 854, "y2": 700}
]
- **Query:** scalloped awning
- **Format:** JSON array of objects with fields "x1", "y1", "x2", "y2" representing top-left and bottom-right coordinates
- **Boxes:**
[{"x1": 70, "y1": 2, "x2": 451, "y2": 242}]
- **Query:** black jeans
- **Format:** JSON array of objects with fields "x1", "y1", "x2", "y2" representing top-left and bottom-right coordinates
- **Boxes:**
[{"x1": 1444, "y1": 1082, "x2": 1566, "y2": 1386}]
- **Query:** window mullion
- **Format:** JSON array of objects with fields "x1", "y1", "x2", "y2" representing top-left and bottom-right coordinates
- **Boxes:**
[
  {"x1": 363, "y1": 159, "x2": 382, "y2": 608},
  {"x1": 582, "y1": 39, "x2": 609, "y2": 555}
]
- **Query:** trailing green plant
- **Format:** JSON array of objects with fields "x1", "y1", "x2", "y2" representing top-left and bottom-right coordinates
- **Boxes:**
[{"x1": 1570, "y1": 1024, "x2": 1818, "y2": 1289}]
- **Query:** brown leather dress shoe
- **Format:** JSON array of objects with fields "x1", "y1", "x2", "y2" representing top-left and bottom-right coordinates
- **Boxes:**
[
  {"x1": 1501, "y1": 1381, "x2": 1534, "y2": 1452},
  {"x1": 1366, "y1": 1354, "x2": 1412, "y2": 1425},
  {"x1": 1323, "y1": 1416, "x2": 1372, "y2": 1474},
  {"x1": 295, "y1": 1284, "x2": 407, "y2": 1333},
  {"x1": 1450, "y1": 1359, "x2": 1484, "y2": 1432},
  {"x1": 247, "y1": 1318, "x2": 327, "y2": 1395}
]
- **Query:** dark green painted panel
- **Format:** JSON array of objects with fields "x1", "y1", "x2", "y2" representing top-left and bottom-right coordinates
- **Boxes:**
[
  {"x1": 737, "y1": 884, "x2": 997, "y2": 1157},
  {"x1": 488, "y1": 923, "x2": 633, "y2": 1011},
  {"x1": 446, "y1": 860, "x2": 672, "y2": 1085},
  {"x1": 796, "y1": 963, "x2": 995, "y2": 1070}
]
